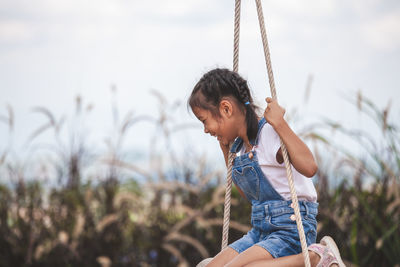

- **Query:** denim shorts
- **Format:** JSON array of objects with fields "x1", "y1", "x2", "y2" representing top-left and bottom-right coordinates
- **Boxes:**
[{"x1": 229, "y1": 200, "x2": 318, "y2": 258}]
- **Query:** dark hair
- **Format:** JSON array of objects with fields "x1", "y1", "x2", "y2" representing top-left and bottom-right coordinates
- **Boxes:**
[{"x1": 188, "y1": 68, "x2": 259, "y2": 142}]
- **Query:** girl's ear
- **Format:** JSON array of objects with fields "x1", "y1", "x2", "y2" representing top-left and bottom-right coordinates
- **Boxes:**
[{"x1": 219, "y1": 99, "x2": 233, "y2": 117}]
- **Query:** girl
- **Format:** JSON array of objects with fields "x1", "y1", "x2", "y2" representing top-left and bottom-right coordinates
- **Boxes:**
[{"x1": 189, "y1": 68, "x2": 344, "y2": 267}]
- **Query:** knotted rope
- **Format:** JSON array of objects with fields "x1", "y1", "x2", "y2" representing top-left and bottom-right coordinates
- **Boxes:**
[
  {"x1": 254, "y1": 1, "x2": 311, "y2": 265},
  {"x1": 221, "y1": 0, "x2": 241, "y2": 251}
]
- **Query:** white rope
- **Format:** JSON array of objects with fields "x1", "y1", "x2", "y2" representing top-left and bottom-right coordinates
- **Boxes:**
[
  {"x1": 221, "y1": 0, "x2": 241, "y2": 251},
  {"x1": 254, "y1": 0, "x2": 311, "y2": 266}
]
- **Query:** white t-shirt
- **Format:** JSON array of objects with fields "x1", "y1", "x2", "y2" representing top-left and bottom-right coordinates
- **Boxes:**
[{"x1": 238, "y1": 122, "x2": 318, "y2": 202}]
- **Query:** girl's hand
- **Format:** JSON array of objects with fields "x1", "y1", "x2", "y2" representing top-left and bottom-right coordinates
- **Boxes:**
[
  {"x1": 264, "y1": 97, "x2": 318, "y2": 177},
  {"x1": 264, "y1": 97, "x2": 286, "y2": 128}
]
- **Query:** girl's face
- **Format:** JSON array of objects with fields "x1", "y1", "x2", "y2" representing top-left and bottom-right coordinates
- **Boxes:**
[{"x1": 192, "y1": 100, "x2": 240, "y2": 146}]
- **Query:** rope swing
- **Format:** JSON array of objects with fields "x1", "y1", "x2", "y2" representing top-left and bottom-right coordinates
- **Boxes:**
[{"x1": 221, "y1": 1, "x2": 311, "y2": 266}]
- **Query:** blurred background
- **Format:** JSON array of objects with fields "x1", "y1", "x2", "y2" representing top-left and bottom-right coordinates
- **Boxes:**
[{"x1": 0, "y1": 0, "x2": 399, "y2": 266}]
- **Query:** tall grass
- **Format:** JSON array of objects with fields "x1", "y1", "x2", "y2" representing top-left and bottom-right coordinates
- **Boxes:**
[
  {"x1": 312, "y1": 92, "x2": 400, "y2": 266},
  {"x1": 0, "y1": 89, "x2": 399, "y2": 266}
]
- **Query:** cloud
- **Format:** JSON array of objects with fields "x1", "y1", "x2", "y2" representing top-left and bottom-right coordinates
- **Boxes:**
[
  {"x1": 0, "y1": 0, "x2": 127, "y2": 46},
  {"x1": 0, "y1": 20, "x2": 35, "y2": 43},
  {"x1": 17, "y1": 0, "x2": 124, "y2": 18},
  {"x1": 267, "y1": 0, "x2": 337, "y2": 17},
  {"x1": 361, "y1": 10, "x2": 400, "y2": 51}
]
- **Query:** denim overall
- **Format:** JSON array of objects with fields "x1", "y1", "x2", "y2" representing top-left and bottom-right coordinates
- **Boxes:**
[{"x1": 228, "y1": 118, "x2": 318, "y2": 258}]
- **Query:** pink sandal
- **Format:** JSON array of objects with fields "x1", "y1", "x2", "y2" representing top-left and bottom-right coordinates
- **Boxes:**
[
  {"x1": 308, "y1": 243, "x2": 338, "y2": 267},
  {"x1": 320, "y1": 236, "x2": 346, "y2": 267},
  {"x1": 308, "y1": 236, "x2": 346, "y2": 267}
]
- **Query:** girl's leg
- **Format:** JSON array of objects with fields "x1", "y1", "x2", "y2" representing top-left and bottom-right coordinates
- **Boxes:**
[
  {"x1": 205, "y1": 247, "x2": 238, "y2": 267},
  {"x1": 224, "y1": 245, "x2": 274, "y2": 267},
  {"x1": 243, "y1": 251, "x2": 324, "y2": 267},
  {"x1": 205, "y1": 246, "x2": 339, "y2": 267}
]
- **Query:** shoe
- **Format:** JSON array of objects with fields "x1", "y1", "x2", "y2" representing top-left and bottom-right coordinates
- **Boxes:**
[
  {"x1": 308, "y1": 243, "x2": 340, "y2": 267},
  {"x1": 320, "y1": 236, "x2": 346, "y2": 267}
]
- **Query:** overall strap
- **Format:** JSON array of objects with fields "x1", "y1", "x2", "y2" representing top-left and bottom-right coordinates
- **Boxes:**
[{"x1": 254, "y1": 117, "x2": 267, "y2": 146}]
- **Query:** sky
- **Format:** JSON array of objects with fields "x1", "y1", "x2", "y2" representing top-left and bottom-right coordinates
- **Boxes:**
[{"x1": 1, "y1": 0, "x2": 400, "y2": 178}]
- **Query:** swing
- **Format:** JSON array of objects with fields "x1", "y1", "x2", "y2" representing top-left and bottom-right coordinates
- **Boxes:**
[{"x1": 198, "y1": 1, "x2": 312, "y2": 266}]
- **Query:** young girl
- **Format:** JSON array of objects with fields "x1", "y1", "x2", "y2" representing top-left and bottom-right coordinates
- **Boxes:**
[{"x1": 189, "y1": 68, "x2": 345, "y2": 267}]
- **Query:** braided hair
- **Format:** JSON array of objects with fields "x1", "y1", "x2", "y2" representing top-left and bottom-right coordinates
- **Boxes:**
[{"x1": 188, "y1": 68, "x2": 259, "y2": 142}]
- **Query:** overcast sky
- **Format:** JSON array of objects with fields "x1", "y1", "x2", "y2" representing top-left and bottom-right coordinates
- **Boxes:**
[{"x1": 1, "y1": 0, "x2": 399, "y2": 173}]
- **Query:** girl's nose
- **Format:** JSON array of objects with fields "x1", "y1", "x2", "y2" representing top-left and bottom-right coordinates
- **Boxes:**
[{"x1": 204, "y1": 126, "x2": 209, "y2": 134}]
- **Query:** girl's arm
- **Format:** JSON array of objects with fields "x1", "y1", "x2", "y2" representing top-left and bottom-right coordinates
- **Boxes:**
[{"x1": 264, "y1": 97, "x2": 318, "y2": 178}]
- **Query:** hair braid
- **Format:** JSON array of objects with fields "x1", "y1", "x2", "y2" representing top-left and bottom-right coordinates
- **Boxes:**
[{"x1": 231, "y1": 72, "x2": 251, "y2": 104}]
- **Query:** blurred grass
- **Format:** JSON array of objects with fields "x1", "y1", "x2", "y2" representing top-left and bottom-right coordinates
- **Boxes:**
[{"x1": 0, "y1": 88, "x2": 399, "y2": 267}]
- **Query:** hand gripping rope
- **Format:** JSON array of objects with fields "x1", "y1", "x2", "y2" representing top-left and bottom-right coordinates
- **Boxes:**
[{"x1": 221, "y1": 1, "x2": 311, "y2": 266}]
